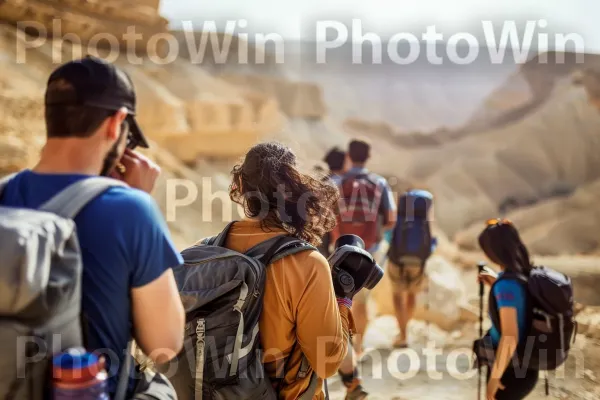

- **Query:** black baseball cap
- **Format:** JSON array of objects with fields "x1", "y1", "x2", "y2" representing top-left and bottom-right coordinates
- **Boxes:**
[{"x1": 45, "y1": 55, "x2": 149, "y2": 148}]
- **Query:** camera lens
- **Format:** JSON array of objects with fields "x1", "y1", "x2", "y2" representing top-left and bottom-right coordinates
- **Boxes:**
[{"x1": 334, "y1": 234, "x2": 365, "y2": 250}]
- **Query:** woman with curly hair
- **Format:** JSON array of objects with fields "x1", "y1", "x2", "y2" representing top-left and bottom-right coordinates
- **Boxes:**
[{"x1": 206, "y1": 142, "x2": 355, "y2": 399}]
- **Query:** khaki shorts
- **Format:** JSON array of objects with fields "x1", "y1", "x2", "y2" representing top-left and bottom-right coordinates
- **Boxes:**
[{"x1": 387, "y1": 260, "x2": 428, "y2": 295}]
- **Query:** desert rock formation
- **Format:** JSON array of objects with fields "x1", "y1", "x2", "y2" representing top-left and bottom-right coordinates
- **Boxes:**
[
  {"x1": 220, "y1": 73, "x2": 327, "y2": 119},
  {"x1": 363, "y1": 60, "x2": 600, "y2": 245},
  {"x1": 429, "y1": 56, "x2": 600, "y2": 253},
  {"x1": 456, "y1": 179, "x2": 600, "y2": 257},
  {"x1": 344, "y1": 53, "x2": 600, "y2": 150},
  {"x1": 130, "y1": 62, "x2": 284, "y2": 161},
  {"x1": 0, "y1": 0, "x2": 169, "y2": 55}
]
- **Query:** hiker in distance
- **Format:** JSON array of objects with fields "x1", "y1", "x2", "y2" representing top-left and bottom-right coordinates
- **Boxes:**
[
  {"x1": 167, "y1": 142, "x2": 383, "y2": 400},
  {"x1": 0, "y1": 56, "x2": 184, "y2": 398},
  {"x1": 477, "y1": 219, "x2": 539, "y2": 400},
  {"x1": 331, "y1": 139, "x2": 397, "y2": 400},
  {"x1": 386, "y1": 189, "x2": 437, "y2": 348},
  {"x1": 317, "y1": 146, "x2": 349, "y2": 257},
  {"x1": 323, "y1": 146, "x2": 350, "y2": 187}
]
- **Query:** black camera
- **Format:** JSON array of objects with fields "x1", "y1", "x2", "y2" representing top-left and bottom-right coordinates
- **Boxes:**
[{"x1": 327, "y1": 234, "x2": 384, "y2": 299}]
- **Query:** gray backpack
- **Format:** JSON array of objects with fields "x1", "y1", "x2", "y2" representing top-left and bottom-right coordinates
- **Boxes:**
[
  {"x1": 0, "y1": 174, "x2": 126, "y2": 400},
  {"x1": 162, "y1": 222, "x2": 322, "y2": 400}
]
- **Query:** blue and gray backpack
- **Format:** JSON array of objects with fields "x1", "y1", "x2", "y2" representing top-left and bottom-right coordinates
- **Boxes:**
[{"x1": 387, "y1": 190, "x2": 435, "y2": 278}]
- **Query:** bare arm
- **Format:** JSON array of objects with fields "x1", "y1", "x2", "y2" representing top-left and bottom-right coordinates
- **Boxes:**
[
  {"x1": 384, "y1": 209, "x2": 397, "y2": 230},
  {"x1": 380, "y1": 179, "x2": 397, "y2": 230},
  {"x1": 131, "y1": 268, "x2": 185, "y2": 364},
  {"x1": 489, "y1": 307, "x2": 519, "y2": 386}
]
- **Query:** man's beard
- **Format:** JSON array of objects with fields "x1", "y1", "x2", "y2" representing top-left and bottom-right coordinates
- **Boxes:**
[{"x1": 100, "y1": 133, "x2": 126, "y2": 176}]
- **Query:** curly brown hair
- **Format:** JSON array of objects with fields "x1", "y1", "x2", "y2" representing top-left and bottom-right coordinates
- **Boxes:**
[{"x1": 229, "y1": 142, "x2": 339, "y2": 246}]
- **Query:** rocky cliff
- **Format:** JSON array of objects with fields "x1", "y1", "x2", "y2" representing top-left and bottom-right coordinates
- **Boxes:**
[
  {"x1": 0, "y1": 0, "x2": 168, "y2": 55},
  {"x1": 408, "y1": 77, "x2": 600, "y2": 238},
  {"x1": 456, "y1": 179, "x2": 600, "y2": 256},
  {"x1": 344, "y1": 53, "x2": 600, "y2": 150},
  {"x1": 456, "y1": 60, "x2": 600, "y2": 257},
  {"x1": 220, "y1": 73, "x2": 327, "y2": 119},
  {"x1": 129, "y1": 62, "x2": 284, "y2": 162},
  {"x1": 344, "y1": 55, "x2": 600, "y2": 248}
]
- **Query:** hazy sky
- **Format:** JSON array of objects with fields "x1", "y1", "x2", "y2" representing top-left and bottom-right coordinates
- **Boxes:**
[{"x1": 160, "y1": 0, "x2": 599, "y2": 52}]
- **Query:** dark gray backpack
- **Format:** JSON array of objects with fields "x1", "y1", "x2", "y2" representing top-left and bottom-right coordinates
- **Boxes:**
[
  {"x1": 0, "y1": 174, "x2": 127, "y2": 400},
  {"x1": 163, "y1": 222, "x2": 321, "y2": 400},
  {"x1": 490, "y1": 267, "x2": 576, "y2": 371},
  {"x1": 475, "y1": 266, "x2": 577, "y2": 373}
]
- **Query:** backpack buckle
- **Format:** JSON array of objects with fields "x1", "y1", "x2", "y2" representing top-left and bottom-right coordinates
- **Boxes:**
[
  {"x1": 233, "y1": 299, "x2": 244, "y2": 312},
  {"x1": 196, "y1": 319, "x2": 206, "y2": 338}
]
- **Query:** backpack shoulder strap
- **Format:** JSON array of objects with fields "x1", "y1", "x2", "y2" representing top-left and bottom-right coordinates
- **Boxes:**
[
  {"x1": 366, "y1": 172, "x2": 380, "y2": 185},
  {"x1": 25, "y1": 177, "x2": 131, "y2": 399},
  {"x1": 247, "y1": 236, "x2": 319, "y2": 398},
  {"x1": 39, "y1": 177, "x2": 128, "y2": 219},
  {"x1": 271, "y1": 238, "x2": 318, "y2": 263},
  {"x1": 114, "y1": 340, "x2": 134, "y2": 400},
  {"x1": 245, "y1": 235, "x2": 317, "y2": 265},
  {"x1": 204, "y1": 221, "x2": 237, "y2": 247},
  {"x1": 350, "y1": 172, "x2": 378, "y2": 185}
]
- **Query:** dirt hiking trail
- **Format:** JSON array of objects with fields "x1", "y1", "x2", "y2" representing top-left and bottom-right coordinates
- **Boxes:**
[{"x1": 326, "y1": 317, "x2": 600, "y2": 400}]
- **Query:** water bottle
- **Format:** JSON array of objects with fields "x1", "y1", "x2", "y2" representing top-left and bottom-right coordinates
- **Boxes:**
[{"x1": 52, "y1": 348, "x2": 109, "y2": 399}]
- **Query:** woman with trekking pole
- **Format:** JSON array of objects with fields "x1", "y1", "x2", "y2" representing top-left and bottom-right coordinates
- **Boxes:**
[{"x1": 475, "y1": 218, "x2": 539, "y2": 400}]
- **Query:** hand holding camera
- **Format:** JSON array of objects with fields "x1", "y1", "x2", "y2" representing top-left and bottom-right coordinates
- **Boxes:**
[{"x1": 328, "y1": 235, "x2": 384, "y2": 300}]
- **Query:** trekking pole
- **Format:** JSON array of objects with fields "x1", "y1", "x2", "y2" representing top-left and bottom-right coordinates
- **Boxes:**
[
  {"x1": 477, "y1": 261, "x2": 486, "y2": 400},
  {"x1": 425, "y1": 269, "x2": 430, "y2": 345}
]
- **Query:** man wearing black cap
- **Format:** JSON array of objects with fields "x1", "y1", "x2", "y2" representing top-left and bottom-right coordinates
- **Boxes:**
[{"x1": 0, "y1": 57, "x2": 185, "y2": 395}]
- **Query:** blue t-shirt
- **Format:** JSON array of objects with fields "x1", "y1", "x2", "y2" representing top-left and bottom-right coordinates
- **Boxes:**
[
  {"x1": 329, "y1": 173, "x2": 343, "y2": 187},
  {"x1": 0, "y1": 170, "x2": 183, "y2": 393},
  {"x1": 489, "y1": 273, "x2": 528, "y2": 347}
]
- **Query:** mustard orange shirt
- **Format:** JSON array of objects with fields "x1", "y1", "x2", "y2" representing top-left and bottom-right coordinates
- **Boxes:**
[{"x1": 198, "y1": 219, "x2": 353, "y2": 399}]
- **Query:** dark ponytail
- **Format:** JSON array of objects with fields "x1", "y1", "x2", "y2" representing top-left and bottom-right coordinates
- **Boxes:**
[{"x1": 478, "y1": 220, "x2": 533, "y2": 276}]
